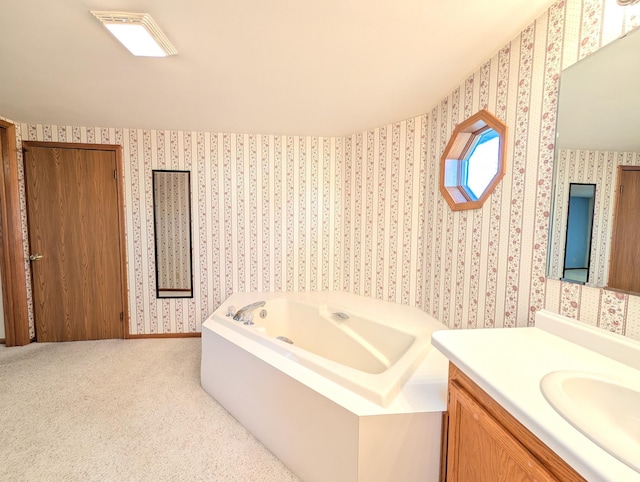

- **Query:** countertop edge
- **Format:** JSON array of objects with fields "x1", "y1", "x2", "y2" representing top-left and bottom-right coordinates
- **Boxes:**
[{"x1": 431, "y1": 323, "x2": 640, "y2": 482}]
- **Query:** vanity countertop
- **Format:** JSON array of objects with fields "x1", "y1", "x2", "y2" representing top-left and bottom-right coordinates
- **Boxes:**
[{"x1": 431, "y1": 310, "x2": 640, "y2": 482}]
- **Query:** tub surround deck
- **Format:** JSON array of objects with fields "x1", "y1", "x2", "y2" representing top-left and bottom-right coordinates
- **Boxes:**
[
  {"x1": 432, "y1": 310, "x2": 640, "y2": 481},
  {"x1": 201, "y1": 292, "x2": 449, "y2": 481},
  {"x1": 205, "y1": 315, "x2": 449, "y2": 416},
  {"x1": 209, "y1": 291, "x2": 446, "y2": 410}
]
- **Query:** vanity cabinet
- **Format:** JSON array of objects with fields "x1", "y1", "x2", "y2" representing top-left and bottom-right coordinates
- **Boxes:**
[{"x1": 443, "y1": 363, "x2": 585, "y2": 482}]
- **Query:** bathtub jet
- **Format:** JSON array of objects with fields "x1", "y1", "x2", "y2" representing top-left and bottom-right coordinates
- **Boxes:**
[
  {"x1": 332, "y1": 311, "x2": 350, "y2": 320},
  {"x1": 276, "y1": 335, "x2": 294, "y2": 344}
]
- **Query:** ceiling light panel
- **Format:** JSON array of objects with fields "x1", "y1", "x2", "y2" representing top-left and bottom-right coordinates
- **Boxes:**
[{"x1": 91, "y1": 11, "x2": 177, "y2": 57}]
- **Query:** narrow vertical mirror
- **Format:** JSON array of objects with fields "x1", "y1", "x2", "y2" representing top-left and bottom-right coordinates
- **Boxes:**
[
  {"x1": 152, "y1": 170, "x2": 193, "y2": 298},
  {"x1": 562, "y1": 183, "x2": 596, "y2": 284}
]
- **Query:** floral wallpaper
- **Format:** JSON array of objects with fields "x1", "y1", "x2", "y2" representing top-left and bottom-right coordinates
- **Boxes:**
[
  {"x1": 340, "y1": 0, "x2": 640, "y2": 339},
  {"x1": 7, "y1": 0, "x2": 640, "y2": 341},
  {"x1": 16, "y1": 127, "x2": 348, "y2": 335}
]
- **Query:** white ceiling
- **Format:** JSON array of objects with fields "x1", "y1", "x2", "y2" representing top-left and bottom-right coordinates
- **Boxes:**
[{"x1": 0, "y1": 0, "x2": 555, "y2": 137}]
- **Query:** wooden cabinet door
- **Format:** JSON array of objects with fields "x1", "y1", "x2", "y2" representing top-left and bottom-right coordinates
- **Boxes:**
[{"x1": 446, "y1": 380, "x2": 557, "y2": 482}]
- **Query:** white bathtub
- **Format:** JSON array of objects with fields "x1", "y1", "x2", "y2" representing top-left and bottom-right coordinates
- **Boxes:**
[
  {"x1": 209, "y1": 292, "x2": 439, "y2": 406},
  {"x1": 201, "y1": 291, "x2": 449, "y2": 482}
]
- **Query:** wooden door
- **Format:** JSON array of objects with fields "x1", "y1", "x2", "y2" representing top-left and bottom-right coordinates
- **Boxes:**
[
  {"x1": 609, "y1": 167, "x2": 640, "y2": 293},
  {"x1": 24, "y1": 144, "x2": 125, "y2": 341}
]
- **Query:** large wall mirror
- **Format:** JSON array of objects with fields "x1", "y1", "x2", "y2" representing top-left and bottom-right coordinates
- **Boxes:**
[
  {"x1": 152, "y1": 170, "x2": 193, "y2": 298},
  {"x1": 547, "y1": 25, "x2": 640, "y2": 293}
]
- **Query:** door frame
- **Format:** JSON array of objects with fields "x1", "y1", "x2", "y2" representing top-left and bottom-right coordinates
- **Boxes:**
[
  {"x1": 22, "y1": 140, "x2": 130, "y2": 340},
  {"x1": 0, "y1": 120, "x2": 30, "y2": 346}
]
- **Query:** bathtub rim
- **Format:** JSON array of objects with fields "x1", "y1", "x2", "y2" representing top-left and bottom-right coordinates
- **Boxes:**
[
  {"x1": 201, "y1": 291, "x2": 449, "y2": 417},
  {"x1": 211, "y1": 300, "x2": 432, "y2": 406}
]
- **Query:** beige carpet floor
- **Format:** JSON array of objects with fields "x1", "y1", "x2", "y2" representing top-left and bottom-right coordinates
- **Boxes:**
[{"x1": 0, "y1": 338, "x2": 301, "y2": 481}]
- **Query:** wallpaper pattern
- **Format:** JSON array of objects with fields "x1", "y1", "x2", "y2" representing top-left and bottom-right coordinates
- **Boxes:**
[
  {"x1": 17, "y1": 128, "x2": 349, "y2": 335},
  {"x1": 342, "y1": 0, "x2": 640, "y2": 339},
  {"x1": 10, "y1": 0, "x2": 640, "y2": 341}
]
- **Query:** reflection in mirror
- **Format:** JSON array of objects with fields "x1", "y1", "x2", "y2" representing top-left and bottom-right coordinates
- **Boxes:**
[
  {"x1": 608, "y1": 167, "x2": 640, "y2": 293},
  {"x1": 152, "y1": 170, "x2": 193, "y2": 298},
  {"x1": 547, "y1": 25, "x2": 640, "y2": 291},
  {"x1": 562, "y1": 184, "x2": 596, "y2": 284}
]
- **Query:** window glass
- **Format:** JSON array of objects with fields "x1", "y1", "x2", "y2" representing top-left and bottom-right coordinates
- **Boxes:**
[{"x1": 464, "y1": 130, "x2": 500, "y2": 199}]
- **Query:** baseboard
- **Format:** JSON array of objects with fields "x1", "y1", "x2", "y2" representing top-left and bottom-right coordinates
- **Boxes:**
[{"x1": 127, "y1": 332, "x2": 201, "y2": 339}]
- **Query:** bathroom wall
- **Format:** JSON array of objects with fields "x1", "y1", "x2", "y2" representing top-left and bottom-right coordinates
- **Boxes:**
[
  {"x1": 343, "y1": 0, "x2": 640, "y2": 340},
  {"x1": 340, "y1": 122, "x2": 427, "y2": 308},
  {"x1": 7, "y1": 0, "x2": 640, "y2": 341},
  {"x1": 16, "y1": 125, "x2": 346, "y2": 336},
  {"x1": 17, "y1": 123, "x2": 426, "y2": 337}
]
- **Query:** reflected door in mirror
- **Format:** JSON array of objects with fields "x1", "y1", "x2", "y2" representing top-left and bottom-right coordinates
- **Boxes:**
[
  {"x1": 152, "y1": 170, "x2": 193, "y2": 298},
  {"x1": 609, "y1": 167, "x2": 640, "y2": 293}
]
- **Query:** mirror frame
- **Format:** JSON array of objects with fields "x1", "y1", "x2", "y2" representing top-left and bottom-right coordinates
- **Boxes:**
[{"x1": 152, "y1": 169, "x2": 194, "y2": 299}]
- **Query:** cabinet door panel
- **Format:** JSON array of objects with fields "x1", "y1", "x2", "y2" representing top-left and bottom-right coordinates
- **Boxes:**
[{"x1": 447, "y1": 380, "x2": 556, "y2": 482}]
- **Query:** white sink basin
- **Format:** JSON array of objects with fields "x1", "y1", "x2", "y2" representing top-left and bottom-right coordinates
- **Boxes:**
[{"x1": 540, "y1": 370, "x2": 640, "y2": 473}]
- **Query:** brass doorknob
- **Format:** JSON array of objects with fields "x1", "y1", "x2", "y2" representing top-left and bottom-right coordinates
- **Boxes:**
[{"x1": 29, "y1": 253, "x2": 43, "y2": 261}]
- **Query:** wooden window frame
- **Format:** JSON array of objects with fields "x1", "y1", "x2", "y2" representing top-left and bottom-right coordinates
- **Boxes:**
[{"x1": 439, "y1": 109, "x2": 507, "y2": 211}]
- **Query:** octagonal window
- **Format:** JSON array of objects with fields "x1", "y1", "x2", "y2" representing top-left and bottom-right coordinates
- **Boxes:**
[{"x1": 440, "y1": 109, "x2": 507, "y2": 211}]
